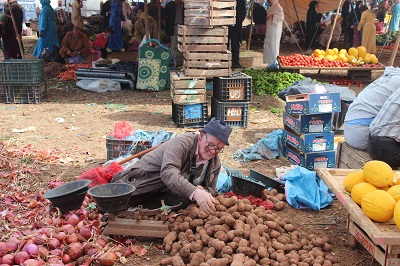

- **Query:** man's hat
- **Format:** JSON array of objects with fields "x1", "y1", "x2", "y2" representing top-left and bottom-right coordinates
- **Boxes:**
[{"x1": 200, "y1": 117, "x2": 232, "y2": 145}]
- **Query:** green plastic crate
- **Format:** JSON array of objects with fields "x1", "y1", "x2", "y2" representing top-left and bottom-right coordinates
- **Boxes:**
[{"x1": 1, "y1": 59, "x2": 45, "y2": 84}]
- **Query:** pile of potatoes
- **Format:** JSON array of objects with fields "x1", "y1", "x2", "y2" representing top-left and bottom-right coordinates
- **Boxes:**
[{"x1": 160, "y1": 189, "x2": 338, "y2": 266}]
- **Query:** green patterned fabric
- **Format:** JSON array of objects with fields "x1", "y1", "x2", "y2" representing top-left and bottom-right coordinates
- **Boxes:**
[{"x1": 136, "y1": 45, "x2": 170, "y2": 91}]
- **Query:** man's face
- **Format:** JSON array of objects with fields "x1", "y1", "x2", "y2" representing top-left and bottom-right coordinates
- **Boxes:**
[
  {"x1": 198, "y1": 132, "x2": 226, "y2": 161},
  {"x1": 58, "y1": 0, "x2": 62, "y2": 6}
]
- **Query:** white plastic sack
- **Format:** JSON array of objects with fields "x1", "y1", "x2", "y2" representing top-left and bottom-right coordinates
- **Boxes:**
[{"x1": 76, "y1": 79, "x2": 121, "y2": 93}]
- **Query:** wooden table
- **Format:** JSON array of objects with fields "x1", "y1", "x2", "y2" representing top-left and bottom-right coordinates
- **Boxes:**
[
  {"x1": 278, "y1": 61, "x2": 385, "y2": 82},
  {"x1": 317, "y1": 168, "x2": 400, "y2": 266}
]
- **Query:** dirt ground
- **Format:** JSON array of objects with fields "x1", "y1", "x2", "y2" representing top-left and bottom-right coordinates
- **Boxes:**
[{"x1": 1, "y1": 35, "x2": 397, "y2": 265}]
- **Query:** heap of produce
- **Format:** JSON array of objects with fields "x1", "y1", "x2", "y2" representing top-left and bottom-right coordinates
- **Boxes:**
[
  {"x1": 342, "y1": 160, "x2": 400, "y2": 226},
  {"x1": 242, "y1": 70, "x2": 305, "y2": 96}
]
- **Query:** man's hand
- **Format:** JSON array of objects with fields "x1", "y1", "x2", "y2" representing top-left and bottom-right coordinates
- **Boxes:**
[{"x1": 192, "y1": 188, "x2": 217, "y2": 215}]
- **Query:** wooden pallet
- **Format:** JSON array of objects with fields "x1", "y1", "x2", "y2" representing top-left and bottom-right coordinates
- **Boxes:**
[
  {"x1": 178, "y1": 25, "x2": 228, "y2": 52},
  {"x1": 184, "y1": 0, "x2": 236, "y2": 26},
  {"x1": 183, "y1": 51, "x2": 231, "y2": 78},
  {"x1": 335, "y1": 142, "x2": 372, "y2": 169},
  {"x1": 317, "y1": 168, "x2": 400, "y2": 266}
]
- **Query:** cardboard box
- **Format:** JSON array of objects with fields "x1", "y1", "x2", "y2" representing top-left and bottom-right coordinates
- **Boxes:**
[
  {"x1": 283, "y1": 146, "x2": 336, "y2": 170},
  {"x1": 285, "y1": 93, "x2": 341, "y2": 115},
  {"x1": 282, "y1": 127, "x2": 335, "y2": 153},
  {"x1": 283, "y1": 112, "x2": 333, "y2": 134}
]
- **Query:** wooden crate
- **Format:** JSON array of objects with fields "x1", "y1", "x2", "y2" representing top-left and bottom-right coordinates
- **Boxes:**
[
  {"x1": 178, "y1": 25, "x2": 228, "y2": 52},
  {"x1": 335, "y1": 142, "x2": 372, "y2": 169},
  {"x1": 348, "y1": 69, "x2": 372, "y2": 81},
  {"x1": 317, "y1": 168, "x2": 400, "y2": 266},
  {"x1": 183, "y1": 51, "x2": 232, "y2": 78},
  {"x1": 170, "y1": 72, "x2": 207, "y2": 104},
  {"x1": 184, "y1": 0, "x2": 236, "y2": 26}
]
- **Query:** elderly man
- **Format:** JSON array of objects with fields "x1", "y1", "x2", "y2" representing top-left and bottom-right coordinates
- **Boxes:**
[
  {"x1": 111, "y1": 118, "x2": 232, "y2": 214},
  {"x1": 59, "y1": 26, "x2": 91, "y2": 63}
]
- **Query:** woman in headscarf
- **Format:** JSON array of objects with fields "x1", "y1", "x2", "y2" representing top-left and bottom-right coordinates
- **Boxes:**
[
  {"x1": 71, "y1": 0, "x2": 84, "y2": 29},
  {"x1": 388, "y1": 0, "x2": 400, "y2": 32},
  {"x1": 350, "y1": 1, "x2": 363, "y2": 47},
  {"x1": 108, "y1": 0, "x2": 125, "y2": 51},
  {"x1": 263, "y1": 0, "x2": 284, "y2": 67},
  {"x1": 357, "y1": 5, "x2": 376, "y2": 53},
  {"x1": 305, "y1": 1, "x2": 319, "y2": 50},
  {"x1": 0, "y1": 14, "x2": 18, "y2": 59},
  {"x1": 33, "y1": 0, "x2": 60, "y2": 60}
]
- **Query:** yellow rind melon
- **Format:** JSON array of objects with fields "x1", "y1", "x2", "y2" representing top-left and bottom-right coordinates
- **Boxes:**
[
  {"x1": 343, "y1": 170, "x2": 365, "y2": 193},
  {"x1": 387, "y1": 185, "x2": 400, "y2": 202},
  {"x1": 394, "y1": 201, "x2": 400, "y2": 229},
  {"x1": 363, "y1": 160, "x2": 393, "y2": 188},
  {"x1": 361, "y1": 190, "x2": 395, "y2": 222},
  {"x1": 351, "y1": 182, "x2": 378, "y2": 205}
]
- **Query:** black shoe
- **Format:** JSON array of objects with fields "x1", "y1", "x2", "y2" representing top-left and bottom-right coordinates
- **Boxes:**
[{"x1": 232, "y1": 64, "x2": 243, "y2": 69}]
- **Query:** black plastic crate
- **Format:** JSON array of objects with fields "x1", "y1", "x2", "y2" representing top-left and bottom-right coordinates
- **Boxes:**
[
  {"x1": 213, "y1": 71, "x2": 252, "y2": 102},
  {"x1": 106, "y1": 131, "x2": 176, "y2": 160},
  {"x1": 1, "y1": 59, "x2": 45, "y2": 84},
  {"x1": 211, "y1": 97, "x2": 249, "y2": 128},
  {"x1": 3, "y1": 82, "x2": 47, "y2": 104},
  {"x1": 172, "y1": 101, "x2": 208, "y2": 128}
]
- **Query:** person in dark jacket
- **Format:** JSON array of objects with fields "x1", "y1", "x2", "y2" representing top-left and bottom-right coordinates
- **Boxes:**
[
  {"x1": 253, "y1": 2, "x2": 267, "y2": 25},
  {"x1": 111, "y1": 118, "x2": 232, "y2": 214},
  {"x1": 342, "y1": 0, "x2": 355, "y2": 49},
  {"x1": 305, "y1": 0, "x2": 319, "y2": 50},
  {"x1": 0, "y1": 14, "x2": 19, "y2": 59},
  {"x1": 229, "y1": 0, "x2": 246, "y2": 69},
  {"x1": 100, "y1": 0, "x2": 112, "y2": 30},
  {"x1": 4, "y1": 0, "x2": 23, "y2": 58},
  {"x1": 162, "y1": 0, "x2": 184, "y2": 52},
  {"x1": 349, "y1": 0, "x2": 363, "y2": 47}
]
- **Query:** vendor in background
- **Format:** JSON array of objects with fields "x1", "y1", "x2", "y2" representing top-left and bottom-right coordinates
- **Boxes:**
[
  {"x1": 253, "y1": 2, "x2": 267, "y2": 25},
  {"x1": 388, "y1": 0, "x2": 400, "y2": 32},
  {"x1": 55, "y1": 0, "x2": 69, "y2": 25},
  {"x1": 4, "y1": 0, "x2": 24, "y2": 58},
  {"x1": 344, "y1": 67, "x2": 400, "y2": 150},
  {"x1": 100, "y1": 0, "x2": 111, "y2": 30},
  {"x1": 163, "y1": 0, "x2": 184, "y2": 53},
  {"x1": 228, "y1": 0, "x2": 246, "y2": 69},
  {"x1": 377, "y1": 0, "x2": 388, "y2": 22},
  {"x1": 59, "y1": 26, "x2": 91, "y2": 63},
  {"x1": 349, "y1": 1, "x2": 363, "y2": 47},
  {"x1": 0, "y1": 14, "x2": 19, "y2": 59},
  {"x1": 368, "y1": 88, "x2": 400, "y2": 169},
  {"x1": 263, "y1": 0, "x2": 284, "y2": 68},
  {"x1": 71, "y1": 0, "x2": 84, "y2": 30},
  {"x1": 305, "y1": 1, "x2": 320, "y2": 51},
  {"x1": 111, "y1": 118, "x2": 232, "y2": 214},
  {"x1": 130, "y1": 12, "x2": 159, "y2": 47},
  {"x1": 357, "y1": 5, "x2": 376, "y2": 53},
  {"x1": 108, "y1": 0, "x2": 125, "y2": 51},
  {"x1": 318, "y1": 15, "x2": 342, "y2": 48},
  {"x1": 93, "y1": 27, "x2": 113, "y2": 59},
  {"x1": 342, "y1": 0, "x2": 355, "y2": 50}
]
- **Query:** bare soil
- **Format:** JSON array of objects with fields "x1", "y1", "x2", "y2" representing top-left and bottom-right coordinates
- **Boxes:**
[{"x1": 0, "y1": 35, "x2": 396, "y2": 265}]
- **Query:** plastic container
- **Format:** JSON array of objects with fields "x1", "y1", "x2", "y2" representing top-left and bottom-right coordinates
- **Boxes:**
[
  {"x1": 172, "y1": 101, "x2": 208, "y2": 128},
  {"x1": 213, "y1": 72, "x2": 252, "y2": 102},
  {"x1": 3, "y1": 82, "x2": 47, "y2": 104},
  {"x1": 211, "y1": 97, "x2": 249, "y2": 128},
  {"x1": 1, "y1": 59, "x2": 45, "y2": 84},
  {"x1": 88, "y1": 183, "x2": 136, "y2": 213}
]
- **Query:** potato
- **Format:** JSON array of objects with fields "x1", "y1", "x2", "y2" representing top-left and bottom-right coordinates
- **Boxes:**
[
  {"x1": 259, "y1": 258, "x2": 271, "y2": 265},
  {"x1": 322, "y1": 242, "x2": 333, "y2": 252},
  {"x1": 206, "y1": 258, "x2": 229, "y2": 266},
  {"x1": 221, "y1": 245, "x2": 233, "y2": 255},
  {"x1": 221, "y1": 254, "x2": 233, "y2": 264},
  {"x1": 257, "y1": 246, "x2": 269, "y2": 258},
  {"x1": 265, "y1": 220, "x2": 279, "y2": 230},
  {"x1": 216, "y1": 195, "x2": 237, "y2": 208},
  {"x1": 209, "y1": 239, "x2": 225, "y2": 251},
  {"x1": 227, "y1": 241, "x2": 239, "y2": 251},
  {"x1": 190, "y1": 219, "x2": 204, "y2": 229},
  {"x1": 249, "y1": 228, "x2": 261, "y2": 249},
  {"x1": 277, "y1": 235, "x2": 291, "y2": 245},
  {"x1": 324, "y1": 254, "x2": 338, "y2": 263},
  {"x1": 271, "y1": 241, "x2": 286, "y2": 252},
  {"x1": 243, "y1": 259, "x2": 257, "y2": 266},
  {"x1": 236, "y1": 247, "x2": 257, "y2": 257},
  {"x1": 231, "y1": 253, "x2": 245, "y2": 266},
  {"x1": 179, "y1": 244, "x2": 191, "y2": 258},
  {"x1": 190, "y1": 251, "x2": 205, "y2": 265},
  {"x1": 206, "y1": 247, "x2": 216, "y2": 256},
  {"x1": 284, "y1": 223, "x2": 295, "y2": 232},
  {"x1": 238, "y1": 238, "x2": 249, "y2": 248},
  {"x1": 275, "y1": 193, "x2": 286, "y2": 201},
  {"x1": 223, "y1": 215, "x2": 237, "y2": 227},
  {"x1": 227, "y1": 206, "x2": 238, "y2": 214},
  {"x1": 198, "y1": 210, "x2": 209, "y2": 219},
  {"x1": 314, "y1": 256, "x2": 325, "y2": 265},
  {"x1": 312, "y1": 237, "x2": 325, "y2": 247},
  {"x1": 216, "y1": 204, "x2": 227, "y2": 212},
  {"x1": 214, "y1": 231, "x2": 228, "y2": 242},
  {"x1": 269, "y1": 229, "x2": 281, "y2": 239},
  {"x1": 190, "y1": 241, "x2": 203, "y2": 253}
]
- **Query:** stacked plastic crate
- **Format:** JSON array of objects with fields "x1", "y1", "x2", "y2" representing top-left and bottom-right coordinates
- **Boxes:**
[
  {"x1": 281, "y1": 93, "x2": 341, "y2": 170},
  {"x1": 170, "y1": 71, "x2": 208, "y2": 128},
  {"x1": 179, "y1": 0, "x2": 235, "y2": 78},
  {"x1": 1, "y1": 59, "x2": 47, "y2": 104},
  {"x1": 211, "y1": 72, "x2": 252, "y2": 128}
]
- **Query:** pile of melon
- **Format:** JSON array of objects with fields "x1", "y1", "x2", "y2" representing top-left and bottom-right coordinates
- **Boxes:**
[
  {"x1": 312, "y1": 46, "x2": 379, "y2": 65},
  {"x1": 343, "y1": 160, "x2": 400, "y2": 226}
]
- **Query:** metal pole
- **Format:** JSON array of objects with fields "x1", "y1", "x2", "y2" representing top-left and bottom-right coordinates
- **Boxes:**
[{"x1": 7, "y1": 0, "x2": 24, "y2": 59}]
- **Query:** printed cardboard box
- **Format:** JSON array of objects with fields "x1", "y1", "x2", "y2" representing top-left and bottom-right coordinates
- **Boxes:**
[
  {"x1": 282, "y1": 127, "x2": 335, "y2": 154},
  {"x1": 283, "y1": 146, "x2": 336, "y2": 170},
  {"x1": 283, "y1": 112, "x2": 333, "y2": 134},
  {"x1": 285, "y1": 93, "x2": 341, "y2": 115}
]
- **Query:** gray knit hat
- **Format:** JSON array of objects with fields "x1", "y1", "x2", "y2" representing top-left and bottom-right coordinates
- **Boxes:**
[{"x1": 200, "y1": 117, "x2": 232, "y2": 145}]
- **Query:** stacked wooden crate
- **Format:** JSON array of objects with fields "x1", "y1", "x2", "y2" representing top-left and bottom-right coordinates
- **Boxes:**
[{"x1": 178, "y1": 0, "x2": 236, "y2": 78}]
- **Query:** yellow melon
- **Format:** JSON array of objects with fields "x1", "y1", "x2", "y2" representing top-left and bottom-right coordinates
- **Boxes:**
[
  {"x1": 393, "y1": 171, "x2": 400, "y2": 185},
  {"x1": 332, "y1": 48, "x2": 339, "y2": 55},
  {"x1": 357, "y1": 46, "x2": 367, "y2": 58},
  {"x1": 394, "y1": 201, "x2": 400, "y2": 229},
  {"x1": 364, "y1": 56, "x2": 372, "y2": 64},
  {"x1": 325, "y1": 55, "x2": 335, "y2": 61},
  {"x1": 339, "y1": 49, "x2": 348, "y2": 55},
  {"x1": 313, "y1": 49, "x2": 321, "y2": 57},
  {"x1": 348, "y1": 47, "x2": 359, "y2": 57},
  {"x1": 363, "y1": 160, "x2": 393, "y2": 188},
  {"x1": 371, "y1": 56, "x2": 379, "y2": 64},
  {"x1": 325, "y1": 49, "x2": 334, "y2": 56},
  {"x1": 347, "y1": 55, "x2": 356, "y2": 62},
  {"x1": 351, "y1": 182, "x2": 378, "y2": 205},
  {"x1": 361, "y1": 190, "x2": 396, "y2": 222},
  {"x1": 387, "y1": 185, "x2": 400, "y2": 202},
  {"x1": 343, "y1": 170, "x2": 365, "y2": 193}
]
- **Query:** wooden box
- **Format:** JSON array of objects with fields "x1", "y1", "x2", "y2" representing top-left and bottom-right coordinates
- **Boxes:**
[
  {"x1": 183, "y1": 51, "x2": 232, "y2": 78},
  {"x1": 184, "y1": 0, "x2": 236, "y2": 26},
  {"x1": 170, "y1": 71, "x2": 207, "y2": 104},
  {"x1": 317, "y1": 168, "x2": 400, "y2": 266},
  {"x1": 178, "y1": 25, "x2": 228, "y2": 52},
  {"x1": 348, "y1": 69, "x2": 372, "y2": 81},
  {"x1": 335, "y1": 142, "x2": 372, "y2": 169}
]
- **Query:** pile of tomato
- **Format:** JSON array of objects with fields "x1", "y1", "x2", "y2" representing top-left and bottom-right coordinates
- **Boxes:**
[{"x1": 277, "y1": 54, "x2": 351, "y2": 68}]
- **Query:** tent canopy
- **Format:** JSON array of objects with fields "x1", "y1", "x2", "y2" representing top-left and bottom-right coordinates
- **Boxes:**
[{"x1": 279, "y1": 0, "x2": 342, "y2": 26}]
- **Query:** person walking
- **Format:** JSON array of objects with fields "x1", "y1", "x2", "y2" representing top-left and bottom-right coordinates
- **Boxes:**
[
  {"x1": 263, "y1": 0, "x2": 284, "y2": 68},
  {"x1": 229, "y1": 0, "x2": 246, "y2": 69},
  {"x1": 305, "y1": 1, "x2": 319, "y2": 51},
  {"x1": 357, "y1": 5, "x2": 376, "y2": 53},
  {"x1": 71, "y1": 0, "x2": 84, "y2": 30},
  {"x1": 388, "y1": 0, "x2": 400, "y2": 32},
  {"x1": 108, "y1": 0, "x2": 125, "y2": 51},
  {"x1": 33, "y1": 0, "x2": 60, "y2": 60}
]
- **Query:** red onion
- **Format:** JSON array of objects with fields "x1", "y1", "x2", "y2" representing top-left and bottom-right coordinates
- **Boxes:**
[
  {"x1": 23, "y1": 244, "x2": 39, "y2": 257},
  {"x1": 1, "y1": 254, "x2": 14, "y2": 265},
  {"x1": 45, "y1": 257, "x2": 63, "y2": 264},
  {"x1": 38, "y1": 246, "x2": 49, "y2": 259},
  {"x1": 0, "y1": 242, "x2": 9, "y2": 256},
  {"x1": 96, "y1": 237, "x2": 108, "y2": 248},
  {"x1": 124, "y1": 247, "x2": 132, "y2": 257},
  {"x1": 49, "y1": 248, "x2": 62, "y2": 257},
  {"x1": 86, "y1": 247, "x2": 99, "y2": 257},
  {"x1": 65, "y1": 233, "x2": 79, "y2": 244},
  {"x1": 47, "y1": 238, "x2": 60, "y2": 250},
  {"x1": 67, "y1": 242, "x2": 82, "y2": 261},
  {"x1": 61, "y1": 254, "x2": 71, "y2": 264},
  {"x1": 53, "y1": 232, "x2": 66, "y2": 242},
  {"x1": 22, "y1": 259, "x2": 41, "y2": 266},
  {"x1": 96, "y1": 251, "x2": 117, "y2": 266},
  {"x1": 78, "y1": 208, "x2": 89, "y2": 219},
  {"x1": 6, "y1": 241, "x2": 17, "y2": 253},
  {"x1": 61, "y1": 224, "x2": 75, "y2": 234},
  {"x1": 33, "y1": 235, "x2": 47, "y2": 246},
  {"x1": 14, "y1": 251, "x2": 30, "y2": 265},
  {"x1": 49, "y1": 179, "x2": 65, "y2": 189},
  {"x1": 79, "y1": 226, "x2": 92, "y2": 240},
  {"x1": 66, "y1": 214, "x2": 79, "y2": 226}
]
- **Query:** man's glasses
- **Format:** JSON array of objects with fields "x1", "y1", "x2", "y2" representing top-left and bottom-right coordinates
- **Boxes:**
[{"x1": 205, "y1": 134, "x2": 224, "y2": 153}]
